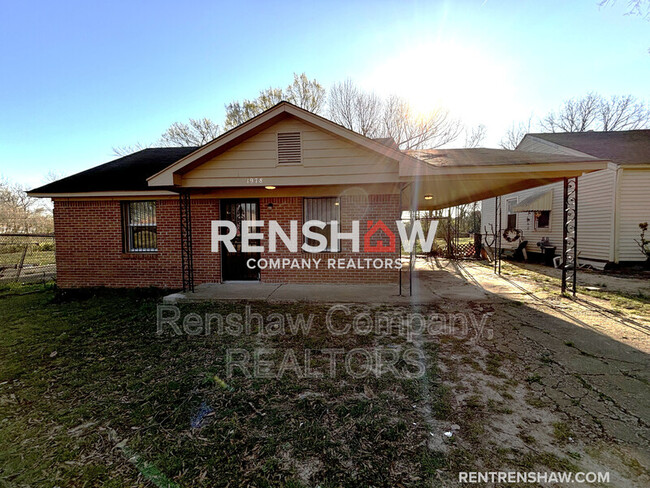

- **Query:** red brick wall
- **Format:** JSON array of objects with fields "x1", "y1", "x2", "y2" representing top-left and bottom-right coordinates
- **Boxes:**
[
  {"x1": 53, "y1": 193, "x2": 400, "y2": 288},
  {"x1": 53, "y1": 198, "x2": 221, "y2": 289},
  {"x1": 258, "y1": 194, "x2": 400, "y2": 284}
]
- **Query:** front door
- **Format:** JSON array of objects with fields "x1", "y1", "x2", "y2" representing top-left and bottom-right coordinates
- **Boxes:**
[{"x1": 220, "y1": 199, "x2": 260, "y2": 281}]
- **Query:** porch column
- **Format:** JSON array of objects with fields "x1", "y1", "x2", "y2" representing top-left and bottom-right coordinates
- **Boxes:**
[
  {"x1": 561, "y1": 177, "x2": 578, "y2": 296},
  {"x1": 179, "y1": 190, "x2": 194, "y2": 292}
]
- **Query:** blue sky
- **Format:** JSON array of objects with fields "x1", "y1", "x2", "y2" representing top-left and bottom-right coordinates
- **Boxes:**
[{"x1": 0, "y1": 0, "x2": 648, "y2": 188}]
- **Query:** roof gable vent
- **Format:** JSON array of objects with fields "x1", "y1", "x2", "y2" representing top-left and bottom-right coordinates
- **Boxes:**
[{"x1": 277, "y1": 132, "x2": 302, "y2": 164}]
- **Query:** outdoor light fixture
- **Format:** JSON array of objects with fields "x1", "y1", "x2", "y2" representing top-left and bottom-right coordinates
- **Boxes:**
[
  {"x1": 334, "y1": 201, "x2": 339, "y2": 206},
  {"x1": 265, "y1": 185, "x2": 276, "y2": 190},
  {"x1": 267, "y1": 202, "x2": 273, "y2": 209},
  {"x1": 424, "y1": 194, "x2": 433, "y2": 200}
]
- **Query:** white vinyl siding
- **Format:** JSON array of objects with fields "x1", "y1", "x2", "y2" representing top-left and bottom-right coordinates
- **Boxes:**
[
  {"x1": 575, "y1": 168, "x2": 616, "y2": 262},
  {"x1": 616, "y1": 169, "x2": 650, "y2": 262},
  {"x1": 480, "y1": 168, "x2": 617, "y2": 261}
]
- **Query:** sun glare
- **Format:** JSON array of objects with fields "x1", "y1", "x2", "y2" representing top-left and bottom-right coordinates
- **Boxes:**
[{"x1": 364, "y1": 41, "x2": 516, "y2": 125}]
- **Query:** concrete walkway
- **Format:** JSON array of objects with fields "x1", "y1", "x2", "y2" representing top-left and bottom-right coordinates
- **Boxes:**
[
  {"x1": 161, "y1": 259, "x2": 510, "y2": 304},
  {"x1": 161, "y1": 259, "x2": 532, "y2": 304},
  {"x1": 163, "y1": 281, "x2": 416, "y2": 304}
]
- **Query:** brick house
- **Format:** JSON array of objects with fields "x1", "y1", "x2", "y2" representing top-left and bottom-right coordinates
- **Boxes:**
[{"x1": 30, "y1": 102, "x2": 608, "y2": 289}]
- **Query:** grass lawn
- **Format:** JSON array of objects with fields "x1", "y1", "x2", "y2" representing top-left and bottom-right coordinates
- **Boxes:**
[
  {"x1": 490, "y1": 260, "x2": 650, "y2": 315},
  {"x1": 3, "y1": 280, "x2": 644, "y2": 486},
  {"x1": 0, "y1": 283, "x2": 450, "y2": 487}
]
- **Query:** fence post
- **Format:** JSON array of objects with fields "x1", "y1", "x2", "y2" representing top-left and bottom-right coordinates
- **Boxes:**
[{"x1": 15, "y1": 244, "x2": 28, "y2": 281}]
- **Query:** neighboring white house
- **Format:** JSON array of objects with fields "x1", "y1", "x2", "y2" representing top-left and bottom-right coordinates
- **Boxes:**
[{"x1": 481, "y1": 130, "x2": 650, "y2": 268}]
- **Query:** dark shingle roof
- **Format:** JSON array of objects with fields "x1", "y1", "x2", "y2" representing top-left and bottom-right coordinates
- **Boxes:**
[
  {"x1": 528, "y1": 130, "x2": 650, "y2": 165},
  {"x1": 29, "y1": 147, "x2": 198, "y2": 194}
]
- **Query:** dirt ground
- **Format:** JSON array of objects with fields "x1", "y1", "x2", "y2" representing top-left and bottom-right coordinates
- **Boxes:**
[{"x1": 410, "y1": 259, "x2": 650, "y2": 486}]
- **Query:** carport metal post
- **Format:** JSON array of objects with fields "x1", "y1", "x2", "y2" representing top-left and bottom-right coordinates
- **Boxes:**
[
  {"x1": 398, "y1": 182, "x2": 413, "y2": 296},
  {"x1": 561, "y1": 177, "x2": 578, "y2": 296},
  {"x1": 494, "y1": 196, "x2": 502, "y2": 275}
]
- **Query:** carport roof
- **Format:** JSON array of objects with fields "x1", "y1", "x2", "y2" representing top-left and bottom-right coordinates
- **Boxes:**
[
  {"x1": 406, "y1": 147, "x2": 601, "y2": 170},
  {"x1": 402, "y1": 148, "x2": 609, "y2": 210}
]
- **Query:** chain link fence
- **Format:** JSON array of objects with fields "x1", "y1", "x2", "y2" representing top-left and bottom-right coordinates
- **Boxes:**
[{"x1": 0, "y1": 233, "x2": 55, "y2": 283}]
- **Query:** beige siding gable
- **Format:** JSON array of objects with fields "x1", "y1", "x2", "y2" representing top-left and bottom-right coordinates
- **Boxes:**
[{"x1": 181, "y1": 117, "x2": 399, "y2": 188}]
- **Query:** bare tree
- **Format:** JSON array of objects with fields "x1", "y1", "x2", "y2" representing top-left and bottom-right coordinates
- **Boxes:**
[
  {"x1": 224, "y1": 89, "x2": 284, "y2": 129},
  {"x1": 160, "y1": 117, "x2": 221, "y2": 146},
  {"x1": 500, "y1": 117, "x2": 533, "y2": 149},
  {"x1": 463, "y1": 124, "x2": 487, "y2": 148},
  {"x1": 599, "y1": 0, "x2": 650, "y2": 19},
  {"x1": 0, "y1": 178, "x2": 52, "y2": 233},
  {"x1": 328, "y1": 79, "x2": 383, "y2": 136},
  {"x1": 540, "y1": 93, "x2": 649, "y2": 133},
  {"x1": 540, "y1": 93, "x2": 601, "y2": 132},
  {"x1": 285, "y1": 73, "x2": 327, "y2": 113},
  {"x1": 599, "y1": 94, "x2": 650, "y2": 130},
  {"x1": 112, "y1": 142, "x2": 155, "y2": 157},
  {"x1": 329, "y1": 81, "x2": 462, "y2": 150},
  {"x1": 382, "y1": 95, "x2": 463, "y2": 150},
  {"x1": 224, "y1": 73, "x2": 326, "y2": 129},
  {"x1": 43, "y1": 170, "x2": 66, "y2": 183}
]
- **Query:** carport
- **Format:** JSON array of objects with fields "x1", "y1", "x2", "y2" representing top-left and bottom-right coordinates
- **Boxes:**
[{"x1": 398, "y1": 148, "x2": 610, "y2": 297}]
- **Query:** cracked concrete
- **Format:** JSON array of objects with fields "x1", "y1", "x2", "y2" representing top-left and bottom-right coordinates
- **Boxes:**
[
  {"x1": 166, "y1": 257, "x2": 649, "y2": 484},
  {"x1": 418, "y1": 259, "x2": 649, "y2": 486}
]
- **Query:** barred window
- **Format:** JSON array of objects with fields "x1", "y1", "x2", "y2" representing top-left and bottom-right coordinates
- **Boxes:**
[
  {"x1": 303, "y1": 197, "x2": 340, "y2": 252},
  {"x1": 122, "y1": 201, "x2": 157, "y2": 252}
]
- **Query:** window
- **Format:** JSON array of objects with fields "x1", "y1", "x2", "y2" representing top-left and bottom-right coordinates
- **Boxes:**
[
  {"x1": 303, "y1": 197, "x2": 340, "y2": 252},
  {"x1": 122, "y1": 201, "x2": 157, "y2": 252},
  {"x1": 277, "y1": 132, "x2": 302, "y2": 164},
  {"x1": 506, "y1": 198, "x2": 518, "y2": 229},
  {"x1": 535, "y1": 210, "x2": 550, "y2": 229}
]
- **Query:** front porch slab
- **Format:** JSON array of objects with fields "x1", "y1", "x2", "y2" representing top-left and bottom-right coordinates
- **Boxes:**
[{"x1": 162, "y1": 282, "x2": 432, "y2": 304}]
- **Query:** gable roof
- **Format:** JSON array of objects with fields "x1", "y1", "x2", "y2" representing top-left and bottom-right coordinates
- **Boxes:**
[
  {"x1": 525, "y1": 130, "x2": 650, "y2": 165},
  {"x1": 147, "y1": 101, "x2": 416, "y2": 187},
  {"x1": 29, "y1": 147, "x2": 197, "y2": 195},
  {"x1": 28, "y1": 102, "x2": 416, "y2": 196},
  {"x1": 27, "y1": 101, "x2": 610, "y2": 205}
]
